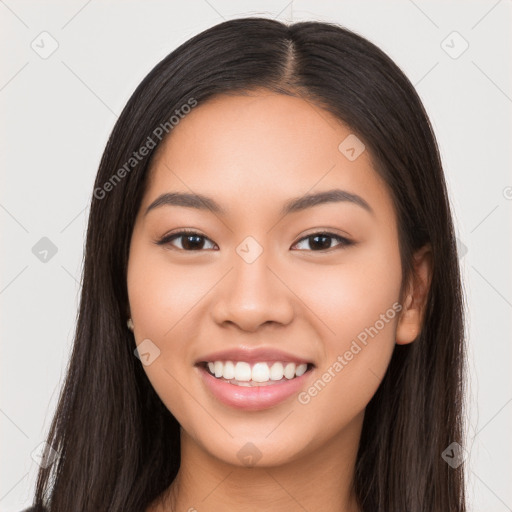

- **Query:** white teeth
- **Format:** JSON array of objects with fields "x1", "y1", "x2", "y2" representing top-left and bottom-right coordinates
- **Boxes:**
[
  {"x1": 204, "y1": 360, "x2": 310, "y2": 383},
  {"x1": 214, "y1": 361, "x2": 223, "y2": 378},
  {"x1": 234, "y1": 362, "x2": 252, "y2": 381},
  {"x1": 223, "y1": 360, "x2": 235, "y2": 380},
  {"x1": 269, "y1": 362, "x2": 284, "y2": 381},
  {"x1": 295, "y1": 363, "x2": 307, "y2": 377},
  {"x1": 251, "y1": 362, "x2": 269, "y2": 382},
  {"x1": 284, "y1": 362, "x2": 296, "y2": 379}
]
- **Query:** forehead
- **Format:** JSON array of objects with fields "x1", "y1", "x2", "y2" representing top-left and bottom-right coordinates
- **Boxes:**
[{"x1": 143, "y1": 91, "x2": 395, "y2": 222}]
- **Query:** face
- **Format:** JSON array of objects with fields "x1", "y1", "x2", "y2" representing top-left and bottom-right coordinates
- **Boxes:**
[{"x1": 127, "y1": 90, "x2": 405, "y2": 467}]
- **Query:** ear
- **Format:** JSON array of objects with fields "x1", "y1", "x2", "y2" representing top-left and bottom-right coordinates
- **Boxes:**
[{"x1": 396, "y1": 243, "x2": 433, "y2": 345}]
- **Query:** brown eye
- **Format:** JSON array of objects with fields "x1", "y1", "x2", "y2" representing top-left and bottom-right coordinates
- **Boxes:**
[
  {"x1": 157, "y1": 230, "x2": 216, "y2": 251},
  {"x1": 292, "y1": 232, "x2": 354, "y2": 251}
]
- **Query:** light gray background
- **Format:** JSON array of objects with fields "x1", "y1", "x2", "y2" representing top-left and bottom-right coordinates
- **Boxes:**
[{"x1": 1, "y1": 1, "x2": 511, "y2": 510}]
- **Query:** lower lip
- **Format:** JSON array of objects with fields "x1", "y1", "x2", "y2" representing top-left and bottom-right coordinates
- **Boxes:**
[{"x1": 196, "y1": 365, "x2": 314, "y2": 411}]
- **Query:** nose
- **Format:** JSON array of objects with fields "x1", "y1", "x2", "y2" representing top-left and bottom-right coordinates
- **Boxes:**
[{"x1": 210, "y1": 251, "x2": 295, "y2": 333}]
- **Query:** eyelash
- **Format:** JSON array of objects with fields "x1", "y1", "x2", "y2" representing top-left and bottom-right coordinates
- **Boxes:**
[{"x1": 155, "y1": 228, "x2": 354, "y2": 252}]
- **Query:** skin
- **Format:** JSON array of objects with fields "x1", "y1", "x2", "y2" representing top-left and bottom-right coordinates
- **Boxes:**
[{"x1": 126, "y1": 90, "x2": 432, "y2": 512}]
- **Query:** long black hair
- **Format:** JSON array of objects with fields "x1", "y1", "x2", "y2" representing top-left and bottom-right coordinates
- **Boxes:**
[{"x1": 32, "y1": 17, "x2": 466, "y2": 511}]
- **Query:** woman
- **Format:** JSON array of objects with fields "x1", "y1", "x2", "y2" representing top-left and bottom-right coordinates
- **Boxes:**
[{"x1": 25, "y1": 16, "x2": 466, "y2": 511}]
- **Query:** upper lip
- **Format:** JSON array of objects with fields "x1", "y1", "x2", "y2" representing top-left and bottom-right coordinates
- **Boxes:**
[{"x1": 195, "y1": 347, "x2": 315, "y2": 366}]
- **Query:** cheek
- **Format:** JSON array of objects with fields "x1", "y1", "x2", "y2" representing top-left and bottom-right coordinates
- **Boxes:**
[
  {"x1": 127, "y1": 240, "x2": 210, "y2": 340},
  {"x1": 126, "y1": 242, "x2": 217, "y2": 412},
  {"x1": 294, "y1": 236, "x2": 401, "y2": 334},
  {"x1": 292, "y1": 240, "x2": 402, "y2": 415}
]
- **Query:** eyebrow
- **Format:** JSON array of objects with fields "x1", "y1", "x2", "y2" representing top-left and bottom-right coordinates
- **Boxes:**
[{"x1": 144, "y1": 188, "x2": 374, "y2": 217}]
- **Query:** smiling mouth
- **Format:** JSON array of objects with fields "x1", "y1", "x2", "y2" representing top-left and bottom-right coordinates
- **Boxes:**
[{"x1": 197, "y1": 361, "x2": 315, "y2": 387}]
